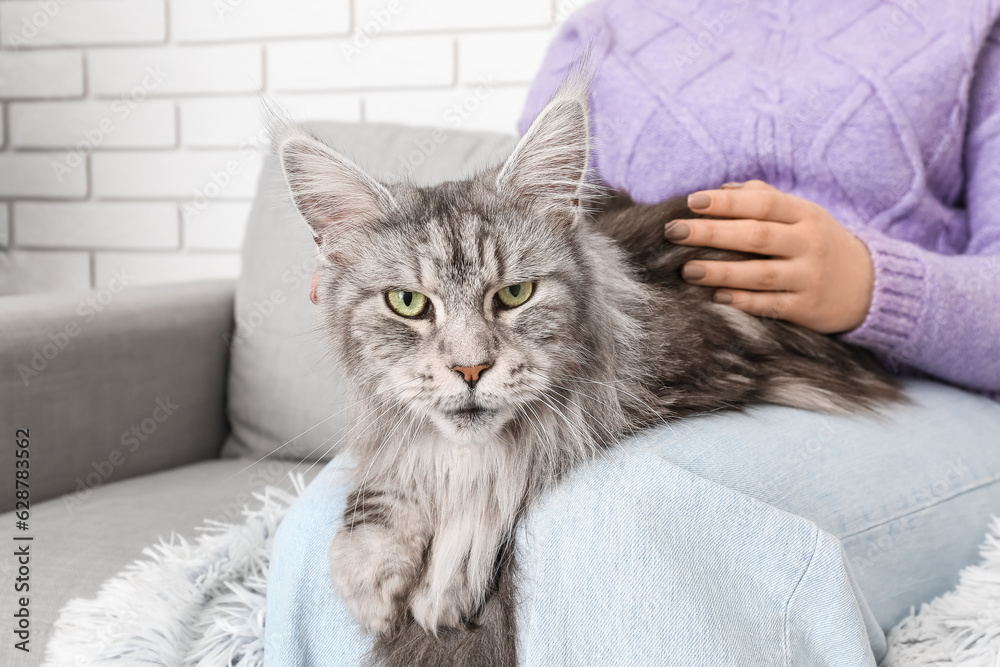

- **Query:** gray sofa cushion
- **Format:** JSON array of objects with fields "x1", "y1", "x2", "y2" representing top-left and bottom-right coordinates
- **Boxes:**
[
  {"x1": 0, "y1": 281, "x2": 235, "y2": 511},
  {"x1": 2, "y1": 457, "x2": 311, "y2": 664},
  {"x1": 222, "y1": 123, "x2": 518, "y2": 461}
]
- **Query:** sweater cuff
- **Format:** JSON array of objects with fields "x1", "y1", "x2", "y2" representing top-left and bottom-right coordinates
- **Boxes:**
[{"x1": 840, "y1": 229, "x2": 930, "y2": 364}]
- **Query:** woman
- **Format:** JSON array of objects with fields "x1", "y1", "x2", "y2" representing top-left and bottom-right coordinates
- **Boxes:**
[{"x1": 266, "y1": 2, "x2": 1000, "y2": 664}]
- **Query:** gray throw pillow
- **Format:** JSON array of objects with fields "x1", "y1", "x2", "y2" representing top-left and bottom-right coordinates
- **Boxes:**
[{"x1": 222, "y1": 122, "x2": 518, "y2": 461}]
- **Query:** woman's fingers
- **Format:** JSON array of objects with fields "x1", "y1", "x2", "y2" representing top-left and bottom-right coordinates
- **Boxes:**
[
  {"x1": 712, "y1": 289, "x2": 797, "y2": 320},
  {"x1": 681, "y1": 259, "x2": 803, "y2": 291},
  {"x1": 664, "y1": 218, "x2": 804, "y2": 256},
  {"x1": 687, "y1": 181, "x2": 812, "y2": 224}
]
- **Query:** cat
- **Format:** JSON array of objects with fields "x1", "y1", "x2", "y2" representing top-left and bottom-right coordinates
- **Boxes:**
[{"x1": 275, "y1": 78, "x2": 899, "y2": 667}]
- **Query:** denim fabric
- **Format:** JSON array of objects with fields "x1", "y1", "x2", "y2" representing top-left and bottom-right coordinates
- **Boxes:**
[{"x1": 265, "y1": 380, "x2": 1000, "y2": 666}]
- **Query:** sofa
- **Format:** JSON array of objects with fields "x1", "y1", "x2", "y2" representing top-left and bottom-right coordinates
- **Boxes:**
[{"x1": 0, "y1": 122, "x2": 518, "y2": 664}]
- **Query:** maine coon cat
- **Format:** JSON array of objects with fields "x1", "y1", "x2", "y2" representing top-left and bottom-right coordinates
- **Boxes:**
[{"x1": 276, "y1": 79, "x2": 899, "y2": 667}]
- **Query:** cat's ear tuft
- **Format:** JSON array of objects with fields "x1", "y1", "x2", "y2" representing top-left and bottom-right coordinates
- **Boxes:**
[
  {"x1": 496, "y1": 84, "x2": 594, "y2": 218},
  {"x1": 277, "y1": 129, "x2": 397, "y2": 245}
]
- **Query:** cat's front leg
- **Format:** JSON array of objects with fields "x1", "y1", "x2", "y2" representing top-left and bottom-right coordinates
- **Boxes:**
[
  {"x1": 409, "y1": 508, "x2": 510, "y2": 632},
  {"x1": 330, "y1": 487, "x2": 430, "y2": 635}
]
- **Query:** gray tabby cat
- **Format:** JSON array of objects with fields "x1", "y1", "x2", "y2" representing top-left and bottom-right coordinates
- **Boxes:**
[{"x1": 276, "y1": 80, "x2": 898, "y2": 667}]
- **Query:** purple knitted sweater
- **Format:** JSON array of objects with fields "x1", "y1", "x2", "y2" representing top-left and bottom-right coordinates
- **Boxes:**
[{"x1": 519, "y1": 0, "x2": 1000, "y2": 400}]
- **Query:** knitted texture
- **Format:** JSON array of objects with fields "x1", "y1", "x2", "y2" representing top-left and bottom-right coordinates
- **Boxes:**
[{"x1": 520, "y1": 0, "x2": 1000, "y2": 398}]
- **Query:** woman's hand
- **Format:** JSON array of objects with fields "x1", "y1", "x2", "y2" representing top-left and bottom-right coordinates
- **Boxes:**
[{"x1": 665, "y1": 180, "x2": 875, "y2": 334}]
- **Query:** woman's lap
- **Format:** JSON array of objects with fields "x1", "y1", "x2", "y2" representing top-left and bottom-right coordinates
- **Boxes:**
[
  {"x1": 640, "y1": 378, "x2": 1000, "y2": 628},
  {"x1": 264, "y1": 379, "x2": 1000, "y2": 666}
]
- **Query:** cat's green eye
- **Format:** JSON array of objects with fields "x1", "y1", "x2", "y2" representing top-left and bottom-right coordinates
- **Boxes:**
[
  {"x1": 386, "y1": 290, "x2": 428, "y2": 318},
  {"x1": 496, "y1": 282, "x2": 534, "y2": 309}
]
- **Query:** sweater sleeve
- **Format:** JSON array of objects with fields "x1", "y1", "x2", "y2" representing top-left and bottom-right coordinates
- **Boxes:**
[{"x1": 841, "y1": 27, "x2": 1000, "y2": 394}]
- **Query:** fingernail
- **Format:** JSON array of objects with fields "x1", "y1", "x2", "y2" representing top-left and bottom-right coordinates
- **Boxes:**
[
  {"x1": 688, "y1": 193, "x2": 712, "y2": 209},
  {"x1": 664, "y1": 221, "x2": 690, "y2": 241},
  {"x1": 682, "y1": 263, "x2": 706, "y2": 280},
  {"x1": 720, "y1": 182, "x2": 744, "y2": 189},
  {"x1": 713, "y1": 291, "x2": 734, "y2": 304}
]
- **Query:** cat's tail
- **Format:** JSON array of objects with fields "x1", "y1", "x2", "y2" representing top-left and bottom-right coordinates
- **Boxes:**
[{"x1": 367, "y1": 541, "x2": 519, "y2": 667}]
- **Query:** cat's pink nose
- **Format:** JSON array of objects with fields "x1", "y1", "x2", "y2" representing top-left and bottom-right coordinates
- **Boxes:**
[{"x1": 452, "y1": 363, "x2": 491, "y2": 388}]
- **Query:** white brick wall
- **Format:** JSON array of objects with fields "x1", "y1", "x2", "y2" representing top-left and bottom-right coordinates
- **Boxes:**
[
  {"x1": 10, "y1": 100, "x2": 176, "y2": 147},
  {"x1": 0, "y1": 0, "x2": 167, "y2": 47},
  {"x1": 15, "y1": 202, "x2": 179, "y2": 248},
  {"x1": 0, "y1": 0, "x2": 568, "y2": 294}
]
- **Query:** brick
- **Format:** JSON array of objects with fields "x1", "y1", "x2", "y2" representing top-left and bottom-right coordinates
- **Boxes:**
[
  {"x1": 458, "y1": 30, "x2": 556, "y2": 84},
  {"x1": 353, "y1": 0, "x2": 550, "y2": 32},
  {"x1": 274, "y1": 94, "x2": 362, "y2": 124},
  {"x1": 172, "y1": 0, "x2": 348, "y2": 41},
  {"x1": 179, "y1": 97, "x2": 264, "y2": 148},
  {"x1": 0, "y1": 0, "x2": 165, "y2": 48},
  {"x1": 183, "y1": 201, "x2": 251, "y2": 250},
  {"x1": 14, "y1": 202, "x2": 179, "y2": 249},
  {"x1": 179, "y1": 95, "x2": 361, "y2": 147},
  {"x1": 91, "y1": 150, "x2": 264, "y2": 199},
  {"x1": 0, "y1": 50, "x2": 83, "y2": 99},
  {"x1": 364, "y1": 85, "x2": 529, "y2": 134},
  {"x1": 88, "y1": 45, "x2": 262, "y2": 96},
  {"x1": 268, "y1": 36, "x2": 452, "y2": 91},
  {"x1": 0, "y1": 250, "x2": 90, "y2": 294},
  {"x1": 0, "y1": 153, "x2": 87, "y2": 198},
  {"x1": 10, "y1": 100, "x2": 175, "y2": 148},
  {"x1": 0, "y1": 205, "x2": 9, "y2": 248},
  {"x1": 94, "y1": 251, "x2": 241, "y2": 287}
]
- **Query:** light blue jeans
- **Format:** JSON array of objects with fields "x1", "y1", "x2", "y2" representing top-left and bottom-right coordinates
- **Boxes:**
[{"x1": 265, "y1": 380, "x2": 1000, "y2": 666}]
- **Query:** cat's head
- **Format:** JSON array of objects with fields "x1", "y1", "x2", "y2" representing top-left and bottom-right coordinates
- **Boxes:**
[{"x1": 277, "y1": 85, "x2": 637, "y2": 444}]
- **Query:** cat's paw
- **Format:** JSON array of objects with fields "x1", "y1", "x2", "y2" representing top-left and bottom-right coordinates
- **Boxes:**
[
  {"x1": 409, "y1": 567, "x2": 479, "y2": 633},
  {"x1": 329, "y1": 527, "x2": 421, "y2": 635}
]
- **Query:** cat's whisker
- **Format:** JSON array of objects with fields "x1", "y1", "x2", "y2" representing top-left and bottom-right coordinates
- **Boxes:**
[
  {"x1": 347, "y1": 404, "x2": 405, "y2": 532},
  {"x1": 290, "y1": 392, "x2": 411, "y2": 497},
  {"x1": 542, "y1": 390, "x2": 634, "y2": 485},
  {"x1": 534, "y1": 394, "x2": 593, "y2": 461},
  {"x1": 542, "y1": 390, "x2": 621, "y2": 458},
  {"x1": 521, "y1": 368, "x2": 652, "y2": 441},
  {"x1": 286, "y1": 390, "x2": 403, "y2": 481},
  {"x1": 364, "y1": 412, "x2": 424, "y2": 528},
  {"x1": 352, "y1": 407, "x2": 411, "y2": 533},
  {"x1": 547, "y1": 374, "x2": 678, "y2": 437},
  {"x1": 226, "y1": 376, "x2": 420, "y2": 481},
  {"x1": 518, "y1": 402, "x2": 559, "y2": 479}
]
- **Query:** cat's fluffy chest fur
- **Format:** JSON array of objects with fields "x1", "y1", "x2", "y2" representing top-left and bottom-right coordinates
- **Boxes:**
[{"x1": 276, "y1": 79, "x2": 898, "y2": 667}]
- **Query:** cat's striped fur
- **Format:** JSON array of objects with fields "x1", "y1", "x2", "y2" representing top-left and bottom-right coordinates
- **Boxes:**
[{"x1": 276, "y1": 80, "x2": 898, "y2": 667}]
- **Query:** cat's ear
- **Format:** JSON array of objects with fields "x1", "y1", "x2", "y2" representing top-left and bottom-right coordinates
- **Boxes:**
[
  {"x1": 277, "y1": 129, "x2": 397, "y2": 244},
  {"x1": 496, "y1": 85, "x2": 592, "y2": 218}
]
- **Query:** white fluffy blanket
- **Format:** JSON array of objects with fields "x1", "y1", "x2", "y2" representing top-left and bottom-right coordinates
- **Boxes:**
[
  {"x1": 43, "y1": 479, "x2": 305, "y2": 667},
  {"x1": 43, "y1": 485, "x2": 1000, "y2": 666},
  {"x1": 881, "y1": 516, "x2": 1000, "y2": 667}
]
